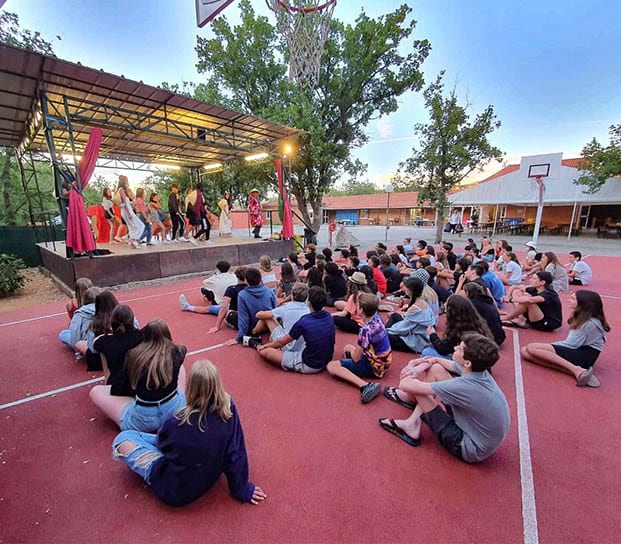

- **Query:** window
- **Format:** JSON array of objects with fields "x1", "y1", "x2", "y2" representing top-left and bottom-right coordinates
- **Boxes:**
[
  {"x1": 322, "y1": 209, "x2": 330, "y2": 224},
  {"x1": 360, "y1": 209, "x2": 369, "y2": 219}
]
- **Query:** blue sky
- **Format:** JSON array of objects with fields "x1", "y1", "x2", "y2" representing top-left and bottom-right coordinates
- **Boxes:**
[{"x1": 5, "y1": 0, "x2": 621, "y2": 187}]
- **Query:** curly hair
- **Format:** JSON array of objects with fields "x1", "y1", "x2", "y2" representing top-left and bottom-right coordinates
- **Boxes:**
[{"x1": 443, "y1": 294, "x2": 494, "y2": 346}]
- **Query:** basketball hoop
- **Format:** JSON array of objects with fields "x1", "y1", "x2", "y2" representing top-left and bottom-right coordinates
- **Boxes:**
[{"x1": 265, "y1": 0, "x2": 337, "y2": 88}]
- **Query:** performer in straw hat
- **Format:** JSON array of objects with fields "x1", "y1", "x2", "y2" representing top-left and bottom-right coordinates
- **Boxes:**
[{"x1": 248, "y1": 188, "x2": 264, "y2": 239}]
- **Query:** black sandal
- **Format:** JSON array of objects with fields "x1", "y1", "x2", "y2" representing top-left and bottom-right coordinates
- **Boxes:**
[{"x1": 383, "y1": 386, "x2": 416, "y2": 410}]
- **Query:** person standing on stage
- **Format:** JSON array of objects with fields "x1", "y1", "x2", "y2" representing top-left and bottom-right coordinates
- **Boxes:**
[
  {"x1": 248, "y1": 188, "x2": 263, "y2": 239},
  {"x1": 168, "y1": 184, "x2": 187, "y2": 242},
  {"x1": 218, "y1": 192, "x2": 233, "y2": 237}
]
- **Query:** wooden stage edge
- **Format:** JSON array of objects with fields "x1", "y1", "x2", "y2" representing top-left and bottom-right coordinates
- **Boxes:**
[{"x1": 38, "y1": 238, "x2": 293, "y2": 290}]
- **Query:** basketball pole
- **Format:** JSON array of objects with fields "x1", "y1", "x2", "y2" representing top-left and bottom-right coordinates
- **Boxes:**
[{"x1": 532, "y1": 176, "x2": 545, "y2": 246}]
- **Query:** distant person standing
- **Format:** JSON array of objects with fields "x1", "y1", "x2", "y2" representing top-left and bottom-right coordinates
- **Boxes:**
[
  {"x1": 168, "y1": 184, "x2": 187, "y2": 242},
  {"x1": 248, "y1": 188, "x2": 263, "y2": 239},
  {"x1": 448, "y1": 209, "x2": 461, "y2": 234},
  {"x1": 218, "y1": 192, "x2": 233, "y2": 237}
]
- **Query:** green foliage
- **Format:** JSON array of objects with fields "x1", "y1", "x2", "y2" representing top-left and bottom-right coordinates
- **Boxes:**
[
  {"x1": 0, "y1": 11, "x2": 56, "y2": 55},
  {"x1": 395, "y1": 72, "x2": 502, "y2": 242},
  {"x1": 0, "y1": 253, "x2": 27, "y2": 297},
  {"x1": 328, "y1": 179, "x2": 381, "y2": 196},
  {"x1": 576, "y1": 124, "x2": 621, "y2": 194},
  {"x1": 194, "y1": 0, "x2": 429, "y2": 229}
]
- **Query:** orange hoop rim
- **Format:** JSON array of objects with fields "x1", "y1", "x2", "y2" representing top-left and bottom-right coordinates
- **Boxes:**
[{"x1": 267, "y1": 0, "x2": 336, "y2": 15}]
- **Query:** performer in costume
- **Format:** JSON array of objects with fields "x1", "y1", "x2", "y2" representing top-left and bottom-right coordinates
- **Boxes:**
[
  {"x1": 218, "y1": 192, "x2": 233, "y2": 237},
  {"x1": 248, "y1": 188, "x2": 264, "y2": 239},
  {"x1": 116, "y1": 175, "x2": 145, "y2": 249}
]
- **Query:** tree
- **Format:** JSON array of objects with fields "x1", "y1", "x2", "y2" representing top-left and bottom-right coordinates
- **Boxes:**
[
  {"x1": 195, "y1": 0, "x2": 430, "y2": 231},
  {"x1": 327, "y1": 179, "x2": 381, "y2": 196},
  {"x1": 576, "y1": 123, "x2": 621, "y2": 194},
  {"x1": 395, "y1": 73, "x2": 502, "y2": 242},
  {"x1": 0, "y1": 12, "x2": 56, "y2": 225}
]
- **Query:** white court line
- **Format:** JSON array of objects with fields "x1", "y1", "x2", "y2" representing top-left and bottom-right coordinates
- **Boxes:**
[
  {"x1": 600, "y1": 294, "x2": 621, "y2": 301},
  {"x1": 512, "y1": 330, "x2": 540, "y2": 544},
  {"x1": 0, "y1": 342, "x2": 226, "y2": 411},
  {"x1": 0, "y1": 286, "x2": 193, "y2": 328}
]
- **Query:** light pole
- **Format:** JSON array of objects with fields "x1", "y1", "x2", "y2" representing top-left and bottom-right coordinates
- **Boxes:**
[{"x1": 384, "y1": 183, "x2": 394, "y2": 243}]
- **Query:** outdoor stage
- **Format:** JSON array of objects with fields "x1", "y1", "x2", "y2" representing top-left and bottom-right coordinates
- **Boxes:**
[{"x1": 38, "y1": 236, "x2": 293, "y2": 289}]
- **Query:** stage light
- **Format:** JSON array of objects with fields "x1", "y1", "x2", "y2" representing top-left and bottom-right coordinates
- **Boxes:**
[
  {"x1": 203, "y1": 162, "x2": 223, "y2": 171},
  {"x1": 245, "y1": 152, "x2": 270, "y2": 162},
  {"x1": 283, "y1": 143, "x2": 293, "y2": 156}
]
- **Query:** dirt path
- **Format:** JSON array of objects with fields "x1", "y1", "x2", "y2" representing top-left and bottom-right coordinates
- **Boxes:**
[{"x1": 0, "y1": 268, "x2": 67, "y2": 313}]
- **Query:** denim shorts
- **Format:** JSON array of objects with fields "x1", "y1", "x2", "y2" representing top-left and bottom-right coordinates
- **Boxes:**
[
  {"x1": 113, "y1": 430, "x2": 162, "y2": 483},
  {"x1": 120, "y1": 391, "x2": 186, "y2": 433},
  {"x1": 339, "y1": 355, "x2": 376, "y2": 379}
]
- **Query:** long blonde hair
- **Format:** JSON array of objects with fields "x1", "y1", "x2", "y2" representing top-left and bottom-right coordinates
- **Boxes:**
[
  {"x1": 74, "y1": 277, "x2": 93, "y2": 308},
  {"x1": 176, "y1": 360, "x2": 232, "y2": 431},
  {"x1": 259, "y1": 255, "x2": 273, "y2": 273},
  {"x1": 126, "y1": 319, "x2": 181, "y2": 391}
]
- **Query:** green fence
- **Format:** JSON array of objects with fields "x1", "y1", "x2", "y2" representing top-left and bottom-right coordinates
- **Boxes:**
[{"x1": 0, "y1": 226, "x2": 65, "y2": 266}]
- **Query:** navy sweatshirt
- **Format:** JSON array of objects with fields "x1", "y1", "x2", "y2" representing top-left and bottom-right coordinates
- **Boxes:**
[{"x1": 149, "y1": 400, "x2": 255, "y2": 506}]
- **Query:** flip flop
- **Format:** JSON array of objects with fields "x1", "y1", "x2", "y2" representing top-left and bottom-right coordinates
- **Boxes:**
[
  {"x1": 383, "y1": 386, "x2": 417, "y2": 410},
  {"x1": 378, "y1": 418, "x2": 420, "y2": 447},
  {"x1": 501, "y1": 320, "x2": 529, "y2": 329}
]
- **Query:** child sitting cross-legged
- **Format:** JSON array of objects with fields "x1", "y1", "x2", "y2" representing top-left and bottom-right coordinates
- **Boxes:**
[
  {"x1": 379, "y1": 333, "x2": 510, "y2": 463},
  {"x1": 327, "y1": 293, "x2": 392, "y2": 404}
]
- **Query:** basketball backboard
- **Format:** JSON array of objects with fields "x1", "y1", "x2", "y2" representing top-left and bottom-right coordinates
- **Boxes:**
[
  {"x1": 195, "y1": 0, "x2": 235, "y2": 28},
  {"x1": 520, "y1": 153, "x2": 562, "y2": 180}
]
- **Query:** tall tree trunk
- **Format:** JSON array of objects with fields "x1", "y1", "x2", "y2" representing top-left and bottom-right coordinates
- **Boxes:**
[
  {"x1": 434, "y1": 207, "x2": 445, "y2": 243},
  {"x1": 0, "y1": 151, "x2": 15, "y2": 226}
]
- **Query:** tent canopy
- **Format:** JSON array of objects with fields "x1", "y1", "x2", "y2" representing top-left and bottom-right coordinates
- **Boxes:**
[
  {"x1": 0, "y1": 44, "x2": 300, "y2": 166},
  {"x1": 451, "y1": 153, "x2": 621, "y2": 206}
]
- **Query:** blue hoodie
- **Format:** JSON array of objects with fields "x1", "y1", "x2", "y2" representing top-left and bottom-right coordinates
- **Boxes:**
[
  {"x1": 236, "y1": 285, "x2": 276, "y2": 342},
  {"x1": 386, "y1": 303, "x2": 437, "y2": 353}
]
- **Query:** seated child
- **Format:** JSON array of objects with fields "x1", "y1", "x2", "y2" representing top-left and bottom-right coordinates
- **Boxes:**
[
  {"x1": 257, "y1": 286, "x2": 335, "y2": 374},
  {"x1": 327, "y1": 293, "x2": 392, "y2": 404},
  {"x1": 568, "y1": 251, "x2": 593, "y2": 286},
  {"x1": 379, "y1": 333, "x2": 510, "y2": 463},
  {"x1": 66, "y1": 277, "x2": 92, "y2": 320},
  {"x1": 501, "y1": 271, "x2": 562, "y2": 331},
  {"x1": 113, "y1": 360, "x2": 266, "y2": 506},
  {"x1": 59, "y1": 286, "x2": 101, "y2": 357}
]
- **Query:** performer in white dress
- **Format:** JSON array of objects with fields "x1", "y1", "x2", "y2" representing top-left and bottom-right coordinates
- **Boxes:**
[
  {"x1": 218, "y1": 192, "x2": 233, "y2": 237},
  {"x1": 116, "y1": 175, "x2": 144, "y2": 249}
]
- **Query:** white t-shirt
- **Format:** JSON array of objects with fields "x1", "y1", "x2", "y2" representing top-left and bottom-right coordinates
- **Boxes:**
[
  {"x1": 450, "y1": 213, "x2": 460, "y2": 225},
  {"x1": 202, "y1": 272, "x2": 237, "y2": 304},
  {"x1": 505, "y1": 261, "x2": 522, "y2": 285},
  {"x1": 571, "y1": 261, "x2": 592, "y2": 285}
]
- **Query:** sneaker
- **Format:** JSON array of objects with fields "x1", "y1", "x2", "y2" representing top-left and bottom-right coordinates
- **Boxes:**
[
  {"x1": 586, "y1": 374, "x2": 601, "y2": 388},
  {"x1": 179, "y1": 294, "x2": 192, "y2": 312},
  {"x1": 188, "y1": 237, "x2": 199, "y2": 246},
  {"x1": 242, "y1": 335, "x2": 262, "y2": 348},
  {"x1": 204, "y1": 239, "x2": 214, "y2": 245},
  {"x1": 360, "y1": 382, "x2": 381, "y2": 404}
]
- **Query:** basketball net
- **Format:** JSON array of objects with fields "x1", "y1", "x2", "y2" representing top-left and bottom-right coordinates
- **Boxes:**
[{"x1": 266, "y1": 0, "x2": 336, "y2": 88}]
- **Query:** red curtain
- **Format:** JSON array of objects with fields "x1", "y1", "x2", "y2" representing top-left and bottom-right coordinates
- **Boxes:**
[
  {"x1": 65, "y1": 128, "x2": 103, "y2": 253},
  {"x1": 276, "y1": 159, "x2": 294, "y2": 239}
]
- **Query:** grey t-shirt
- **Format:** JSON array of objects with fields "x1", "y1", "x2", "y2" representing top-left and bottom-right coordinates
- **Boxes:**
[
  {"x1": 554, "y1": 318, "x2": 606, "y2": 352},
  {"x1": 271, "y1": 301, "x2": 310, "y2": 352},
  {"x1": 431, "y1": 368, "x2": 510, "y2": 462}
]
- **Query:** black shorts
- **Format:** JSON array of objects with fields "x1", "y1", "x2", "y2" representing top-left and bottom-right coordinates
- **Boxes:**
[
  {"x1": 553, "y1": 344, "x2": 600, "y2": 369},
  {"x1": 226, "y1": 310, "x2": 238, "y2": 329},
  {"x1": 570, "y1": 279, "x2": 583, "y2": 285},
  {"x1": 527, "y1": 317, "x2": 561, "y2": 332},
  {"x1": 422, "y1": 405, "x2": 464, "y2": 460}
]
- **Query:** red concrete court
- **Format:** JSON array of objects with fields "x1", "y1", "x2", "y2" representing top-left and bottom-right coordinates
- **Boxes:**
[{"x1": 0, "y1": 254, "x2": 619, "y2": 543}]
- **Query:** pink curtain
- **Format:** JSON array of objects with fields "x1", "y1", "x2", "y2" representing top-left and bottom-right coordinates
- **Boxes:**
[
  {"x1": 65, "y1": 128, "x2": 103, "y2": 253},
  {"x1": 276, "y1": 159, "x2": 294, "y2": 239}
]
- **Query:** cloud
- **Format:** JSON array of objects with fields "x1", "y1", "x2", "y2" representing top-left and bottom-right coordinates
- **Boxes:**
[{"x1": 376, "y1": 118, "x2": 394, "y2": 139}]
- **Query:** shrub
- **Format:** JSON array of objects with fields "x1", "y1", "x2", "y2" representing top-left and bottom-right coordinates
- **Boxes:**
[{"x1": 0, "y1": 253, "x2": 27, "y2": 297}]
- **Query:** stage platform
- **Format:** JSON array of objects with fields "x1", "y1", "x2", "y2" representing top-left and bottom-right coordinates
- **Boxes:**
[{"x1": 38, "y1": 236, "x2": 293, "y2": 289}]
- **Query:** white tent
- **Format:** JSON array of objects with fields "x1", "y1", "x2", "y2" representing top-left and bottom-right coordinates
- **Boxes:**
[{"x1": 451, "y1": 153, "x2": 621, "y2": 206}]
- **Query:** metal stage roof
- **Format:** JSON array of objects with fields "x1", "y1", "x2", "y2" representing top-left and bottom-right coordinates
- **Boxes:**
[{"x1": 0, "y1": 44, "x2": 300, "y2": 167}]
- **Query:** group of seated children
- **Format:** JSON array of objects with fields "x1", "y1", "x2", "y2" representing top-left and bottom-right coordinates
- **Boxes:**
[{"x1": 59, "y1": 277, "x2": 266, "y2": 507}]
